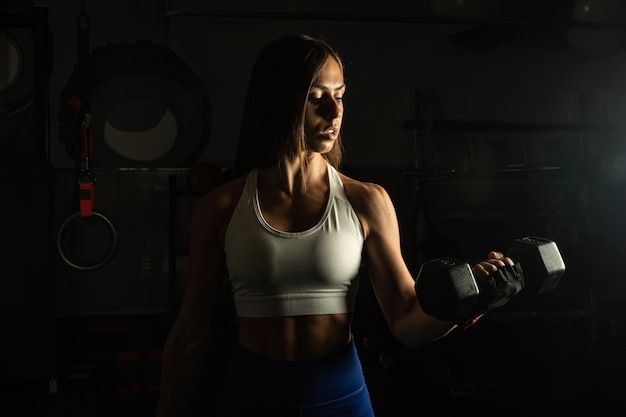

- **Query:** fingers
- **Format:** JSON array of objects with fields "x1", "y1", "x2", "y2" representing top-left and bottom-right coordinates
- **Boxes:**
[
  {"x1": 472, "y1": 251, "x2": 514, "y2": 279},
  {"x1": 488, "y1": 251, "x2": 514, "y2": 266},
  {"x1": 473, "y1": 263, "x2": 495, "y2": 279}
]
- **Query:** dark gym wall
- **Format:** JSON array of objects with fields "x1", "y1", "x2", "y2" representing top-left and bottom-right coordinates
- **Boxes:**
[
  {"x1": 36, "y1": 0, "x2": 626, "y2": 171},
  {"x1": 0, "y1": 5, "x2": 56, "y2": 382},
  {"x1": 0, "y1": 160, "x2": 56, "y2": 382}
]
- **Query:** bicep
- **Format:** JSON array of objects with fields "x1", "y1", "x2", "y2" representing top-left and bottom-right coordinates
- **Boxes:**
[{"x1": 359, "y1": 186, "x2": 417, "y2": 324}]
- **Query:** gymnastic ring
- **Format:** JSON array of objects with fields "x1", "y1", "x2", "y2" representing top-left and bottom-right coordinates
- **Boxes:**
[{"x1": 56, "y1": 210, "x2": 119, "y2": 271}]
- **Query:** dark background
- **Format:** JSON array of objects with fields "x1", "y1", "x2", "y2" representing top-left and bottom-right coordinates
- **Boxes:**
[{"x1": 1, "y1": 0, "x2": 625, "y2": 415}]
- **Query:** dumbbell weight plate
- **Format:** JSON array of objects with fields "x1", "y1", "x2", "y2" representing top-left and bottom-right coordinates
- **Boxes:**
[
  {"x1": 415, "y1": 257, "x2": 479, "y2": 322},
  {"x1": 508, "y1": 236, "x2": 566, "y2": 295}
]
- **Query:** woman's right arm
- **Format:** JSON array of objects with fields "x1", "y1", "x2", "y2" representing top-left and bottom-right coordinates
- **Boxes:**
[{"x1": 156, "y1": 191, "x2": 229, "y2": 417}]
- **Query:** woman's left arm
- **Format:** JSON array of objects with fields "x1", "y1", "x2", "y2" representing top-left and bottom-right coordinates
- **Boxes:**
[{"x1": 348, "y1": 180, "x2": 457, "y2": 347}]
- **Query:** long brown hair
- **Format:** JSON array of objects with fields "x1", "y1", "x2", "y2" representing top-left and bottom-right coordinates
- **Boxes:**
[{"x1": 232, "y1": 34, "x2": 345, "y2": 179}]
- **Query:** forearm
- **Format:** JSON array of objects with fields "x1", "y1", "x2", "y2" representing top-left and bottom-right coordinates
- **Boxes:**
[
  {"x1": 391, "y1": 303, "x2": 458, "y2": 347},
  {"x1": 156, "y1": 336, "x2": 210, "y2": 417}
]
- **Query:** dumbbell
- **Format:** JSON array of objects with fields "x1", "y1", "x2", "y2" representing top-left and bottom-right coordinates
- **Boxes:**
[{"x1": 414, "y1": 236, "x2": 566, "y2": 323}]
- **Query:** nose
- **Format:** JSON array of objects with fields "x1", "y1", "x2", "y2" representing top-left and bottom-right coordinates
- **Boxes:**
[{"x1": 321, "y1": 97, "x2": 342, "y2": 120}]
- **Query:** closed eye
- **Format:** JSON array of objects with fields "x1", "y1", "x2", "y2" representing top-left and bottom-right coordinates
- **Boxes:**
[{"x1": 308, "y1": 95, "x2": 344, "y2": 105}]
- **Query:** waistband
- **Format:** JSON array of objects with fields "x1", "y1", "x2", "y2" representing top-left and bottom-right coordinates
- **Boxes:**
[{"x1": 223, "y1": 337, "x2": 366, "y2": 407}]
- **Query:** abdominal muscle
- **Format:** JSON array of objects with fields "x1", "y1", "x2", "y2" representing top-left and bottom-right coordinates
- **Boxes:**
[{"x1": 236, "y1": 313, "x2": 353, "y2": 361}]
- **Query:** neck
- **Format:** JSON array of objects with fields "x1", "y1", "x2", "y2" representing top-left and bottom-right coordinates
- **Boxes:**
[{"x1": 263, "y1": 154, "x2": 327, "y2": 195}]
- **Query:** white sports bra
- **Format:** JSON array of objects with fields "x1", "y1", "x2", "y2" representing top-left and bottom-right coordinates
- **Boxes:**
[{"x1": 224, "y1": 163, "x2": 364, "y2": 318}]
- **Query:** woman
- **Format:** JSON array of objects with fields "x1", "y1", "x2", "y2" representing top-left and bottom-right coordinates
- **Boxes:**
[{"x1": 156, "y1": 34, "x2": 514, "y2": 417}]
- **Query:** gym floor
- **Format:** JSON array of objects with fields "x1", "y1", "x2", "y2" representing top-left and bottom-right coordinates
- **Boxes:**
[{"x1": 6, "y1": 296, "x2": 625, "y2": 417}]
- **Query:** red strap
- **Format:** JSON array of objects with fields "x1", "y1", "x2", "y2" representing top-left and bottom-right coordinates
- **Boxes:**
[
  {"x1": 462, "y1": 313, "x2": 486, "y2": 329},
  {"x1": 78, "y1": 110, "x2": 94, "y2": 217},
  {"x1": 79, "y1": 181, "x2": 94, "y2": 217}
]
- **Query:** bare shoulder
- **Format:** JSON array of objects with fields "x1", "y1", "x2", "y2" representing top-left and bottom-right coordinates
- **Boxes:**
[
  {"x1": 192, "y1": 175, "x2": 246, "y2": 225},
  {"x1": 338, "y1": 171, "x2": 395, "y2": 219}
]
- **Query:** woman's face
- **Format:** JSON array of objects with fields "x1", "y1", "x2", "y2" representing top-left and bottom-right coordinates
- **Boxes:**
[{"x1": 304, "y1": 56, "x2": 345, "y2": 154}]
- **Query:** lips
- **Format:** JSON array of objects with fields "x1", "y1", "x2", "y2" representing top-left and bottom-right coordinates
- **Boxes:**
[
  {"x1": 322, "y1": 127, "x2": 339, "y2": 140},
  {"x1": 323, "y1": 126, "x2": 339, "y2": 139}
]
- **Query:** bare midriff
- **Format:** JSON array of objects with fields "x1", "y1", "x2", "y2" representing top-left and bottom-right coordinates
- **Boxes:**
[{"x1": 236, "y1": 313, "x2": 353, "y2": 361}]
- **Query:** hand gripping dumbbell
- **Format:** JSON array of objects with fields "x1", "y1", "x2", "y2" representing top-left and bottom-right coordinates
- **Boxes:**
[{"x1": 414, "y1": 236, "x2": 566, "y2": 325}]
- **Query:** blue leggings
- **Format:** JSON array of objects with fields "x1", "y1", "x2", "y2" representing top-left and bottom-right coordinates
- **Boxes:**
[{"x1": 218, "y1": 337, "x2": 375, "y2": 417}]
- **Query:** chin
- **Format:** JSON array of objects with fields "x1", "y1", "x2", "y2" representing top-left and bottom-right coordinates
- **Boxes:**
[{"x1": 307, "y1": 143, "x2": 334, "y2": 155}]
